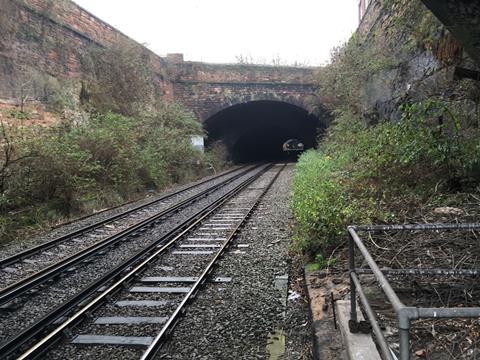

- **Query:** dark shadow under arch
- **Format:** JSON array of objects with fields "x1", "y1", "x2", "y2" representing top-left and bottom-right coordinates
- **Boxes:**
[{"x1": 204, "y1": 100, "x2": 326, "y2": 163}]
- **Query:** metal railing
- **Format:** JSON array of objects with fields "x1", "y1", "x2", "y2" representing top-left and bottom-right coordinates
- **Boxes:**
[{"x1": 347, "y1": 223, "x2": 480, "y2": 360}]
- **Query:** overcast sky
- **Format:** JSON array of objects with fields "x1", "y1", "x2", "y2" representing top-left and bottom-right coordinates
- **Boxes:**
[{"x1": 73, "y1": 0, "x2": 359, "y2": 66}]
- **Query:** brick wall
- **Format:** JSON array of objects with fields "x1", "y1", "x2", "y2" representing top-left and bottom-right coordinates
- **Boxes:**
[
  {"x1": 20, "y1": 0, "x2": 127, "y2": 47},
  {"x1": 172, "y1": 81, "x2": 317, "y2": 121},
  {"x1": 168, "y1": 60, "x2": 315, "y2": 84},
  {"x1": 0, "y1": 0, "x2": 318, "y2": 119}
]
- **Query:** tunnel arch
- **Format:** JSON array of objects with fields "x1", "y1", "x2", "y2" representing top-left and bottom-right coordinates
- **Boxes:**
[
  {"x1": 204, "y1": 100, "x2": 326, "y2": 163},
  {"x1": 200, "y1": 92, "x2": 315, "y2": 122}
]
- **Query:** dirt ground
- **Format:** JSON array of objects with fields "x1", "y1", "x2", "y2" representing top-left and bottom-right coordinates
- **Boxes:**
[{"x1": 0, "y1": 99, "x2": 60, "y2": 127}]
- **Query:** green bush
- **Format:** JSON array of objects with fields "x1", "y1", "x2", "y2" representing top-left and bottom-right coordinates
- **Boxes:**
[
  {"x1": 0, "y1": 102, "x2": 210, "y2": 243},
  {"x1": 296, "y1": 0, "x2": 476, "y2": 263},
  {"x1": 6, "y1": 109, "x2": 32, "y2": 120},
  {"x1": 204, "y1": 141, "x2": 231, "y2": 174},
  {"x1": 292, "y1": 101, "x2": 480, "y2": 258},
  {"x1": 292, "y1": 150, "x2": 374, "y2": 257},
  {"x1": 82, "y1": 39, "x2": 158, "y2": 117}
]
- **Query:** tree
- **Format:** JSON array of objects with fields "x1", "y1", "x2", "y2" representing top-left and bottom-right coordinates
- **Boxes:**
[
  {"x1": 0, "y1": 121, "x2": 35, "y2": 196},
  {"x1": 17, "y1": 76, "x2": 33, "y2": 113}
]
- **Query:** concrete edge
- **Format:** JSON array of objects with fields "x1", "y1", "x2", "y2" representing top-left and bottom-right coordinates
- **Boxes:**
[{"x1": 336, "y1": 300, "x2": 381, "y2": 360}]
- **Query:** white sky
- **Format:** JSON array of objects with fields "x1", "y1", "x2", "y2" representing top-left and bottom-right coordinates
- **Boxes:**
[{"x1": 73, "y1": 0, "x2": 359, "y2": 66}]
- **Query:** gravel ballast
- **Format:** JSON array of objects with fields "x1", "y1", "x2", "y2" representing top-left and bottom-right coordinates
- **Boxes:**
[
  {"x1": 3, "y1": 164, "x2": 314, "y2": 359},
  {"x1": 0, "y1": 166, "x2": 265, "y2": 343},
  {"x1": 0, "y1": 166, "x2": 251, "y2": 289},
  {"x1": 157, "y1": 164, "x2": 313, "y2": 359},
  {"x1": 41, "y1": 165, "x2": 282, "y2": 359},
  {"x1": 0, "y1": 166, "x2": 244, "y2": 260}
]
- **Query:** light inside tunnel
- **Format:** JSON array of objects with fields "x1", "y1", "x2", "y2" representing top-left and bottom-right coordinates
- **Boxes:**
[{"x1": 204, "y1": 100, "x2": 324, "y2": 163}]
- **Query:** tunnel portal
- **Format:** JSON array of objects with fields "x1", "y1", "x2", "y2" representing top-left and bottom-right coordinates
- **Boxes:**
[{"x1": 204, "y1": 101, "x2": 323, "y2": 163}]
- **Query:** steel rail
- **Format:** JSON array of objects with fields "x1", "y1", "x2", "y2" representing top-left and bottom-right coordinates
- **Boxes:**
[
  {"x1": 141, "y1": 163, "x2": 286, "y2": 360},
  {"x1": 51, "y1": 166, "x2": 246, "y2": 229},
  {"x1": 0, "y1": 165, "x2": 262, "y2": 307},
  {"x1": 0, "y1": 165, "x2": 247, "y2": 268},
  {"x1": 12, "y1": 163, "x2": 277, "y2": 360}
]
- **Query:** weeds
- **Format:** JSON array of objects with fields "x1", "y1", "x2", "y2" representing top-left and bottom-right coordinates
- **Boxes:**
[
  {"x1": 292, "y1": 102, "x2": 480, "y2": 259},
  {"x1": 6, "y1": 109, "x2": 32, "y2": 120},
  {"x1": 0, "y1": 107, "x2": 226, "y2": 244}
]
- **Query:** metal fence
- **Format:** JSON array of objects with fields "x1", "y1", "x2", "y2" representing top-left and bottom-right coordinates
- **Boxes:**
[{"x1": 347, "y1": 223, "x2": 480, "y2": 360}]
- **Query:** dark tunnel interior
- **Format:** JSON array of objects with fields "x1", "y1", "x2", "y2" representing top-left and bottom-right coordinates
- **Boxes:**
[{"x1": 204, "y1": 101, "x2": 324, "y2": 163}]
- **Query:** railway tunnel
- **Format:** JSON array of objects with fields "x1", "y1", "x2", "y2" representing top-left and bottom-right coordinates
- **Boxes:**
[{"x1": 204, "y1": 100, "x2": 325, "y2": 163}]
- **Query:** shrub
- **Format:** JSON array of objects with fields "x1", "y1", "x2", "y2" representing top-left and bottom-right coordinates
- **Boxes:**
[
  {"x1": 6, "y1": 109, "x2": 32, "y2": 120},
  {"x1": 292, "y1": 101, "x2": 480, "y2": 258},
  {"x1": 204, "y1": 141, "x2": 231, "y2": 174},
  {"x1": 295, "y1": 0, "x2": 476, "y2": 263},
  {"x1": 81, "y1": 39, "x2": 158, "y2": 116},
  {"x1": 0, "y1": 102, "x2": 210, "y2": 243},
  {"x1": 292, "y1": 149, "x2": 374, "y2": 257}
]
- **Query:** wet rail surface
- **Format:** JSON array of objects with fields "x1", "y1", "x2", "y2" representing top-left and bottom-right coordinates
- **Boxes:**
[{"x1": 0, "y1": 163, "x2": 282, "y2": 359}]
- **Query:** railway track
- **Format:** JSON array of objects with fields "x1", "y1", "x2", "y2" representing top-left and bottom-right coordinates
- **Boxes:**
[
  {"x1": 0, "y1": 165, "x2": 247, "y2": 271},
  {"x1": 0, "y1": 163, "x2": 280, "y2": 359},
  {"x1": 0, "y1": 165, "x2": 258, "y2": 306}
]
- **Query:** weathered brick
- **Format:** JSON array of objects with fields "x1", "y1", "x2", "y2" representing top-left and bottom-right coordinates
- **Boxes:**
[{"x1": 1, "y1": 0, "x2": 318, "y2": 119}]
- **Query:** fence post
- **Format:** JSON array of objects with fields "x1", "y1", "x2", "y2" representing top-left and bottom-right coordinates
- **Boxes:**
[{"x1": 348, "y1": 230, "x2": 358, "y2": 328}]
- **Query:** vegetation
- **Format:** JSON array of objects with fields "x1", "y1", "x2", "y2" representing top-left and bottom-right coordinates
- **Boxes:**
[
  {"x1": 81, "y1": 39, "x2": 159, "y2": 116},
  {"x1": 293, "y1": 102, "x2": 480, "y2": 257},
  {"x1": 292, "y1": 0, "x2": 480, "y2": 261},
  {"x1": 0, "y1": 106, "x2": 217, "y2": 242},
  {"x1": 234, "y1": 54, "x2": 310, "y2": 67},
  {"x1": 0, "y1": 39, "x2": 229, "y2": 244},
  {"x1": 315, "y1": 33, "x2": 399, "y2": 113}
]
